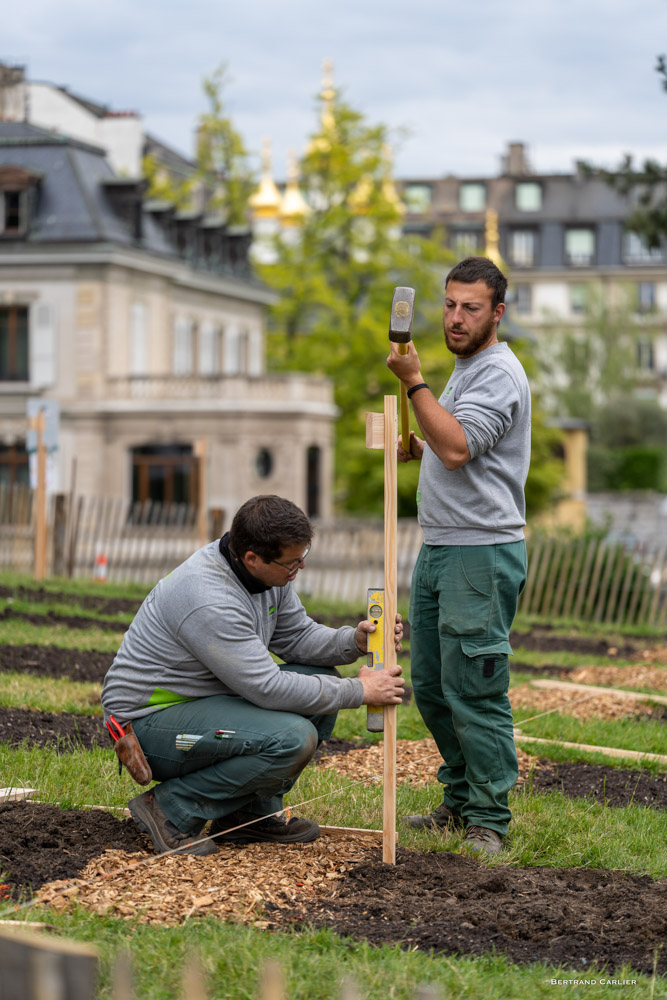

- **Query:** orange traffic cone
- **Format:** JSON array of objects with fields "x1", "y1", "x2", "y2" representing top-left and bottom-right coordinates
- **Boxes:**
[{"x1": 93, "y1": 548, "x2": 108, "y2": 582}]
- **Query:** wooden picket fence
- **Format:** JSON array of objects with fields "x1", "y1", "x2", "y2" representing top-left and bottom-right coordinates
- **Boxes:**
[
  {"x1": 0, "y1": 483, "x2": 664, "y2": 626},
  {"x1": 0, "y1": 934, "x2": 443, "y2": 1000}
]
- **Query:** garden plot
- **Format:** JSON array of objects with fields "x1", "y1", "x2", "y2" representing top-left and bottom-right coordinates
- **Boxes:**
[{"x1": 1, "y1": 580, "x2": 666, "y2": 994}]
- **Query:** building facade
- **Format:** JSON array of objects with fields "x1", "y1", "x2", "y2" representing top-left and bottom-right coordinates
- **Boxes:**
[
  {"x1": 0, "y1": 119, "x2": 336, "y2": 520},
  {"x1": 400, "y1": 142, "x2": 667, "y2": 407}
]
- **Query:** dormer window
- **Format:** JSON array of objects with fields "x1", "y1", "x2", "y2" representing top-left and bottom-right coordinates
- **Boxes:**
[{"x1": 0, "y1": 166, "x2": 41, "y2": 237}]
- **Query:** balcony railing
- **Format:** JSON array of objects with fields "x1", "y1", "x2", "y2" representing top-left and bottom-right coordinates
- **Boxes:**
[{"x1": 105, "y1": 373, "x2": 333, "y2": 405}]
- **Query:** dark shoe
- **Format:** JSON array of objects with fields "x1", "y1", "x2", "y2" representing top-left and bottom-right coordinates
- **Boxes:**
[
  {"x1": 461, "y1": 825, "x2": 503, "y2": 856},
  {"x1": 128, "y1": 790, "x2": 217, "y2": 857},
  {"x1": 403, "y1": 803, "x2": 464, "y2": 831},
  {"x1": 209, "y1": 810, "x2": 321, "y2": 844}
]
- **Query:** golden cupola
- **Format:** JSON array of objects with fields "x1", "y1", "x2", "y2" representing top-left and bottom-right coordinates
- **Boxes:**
[
  {"x1": 307, "y1": 59, "x2": 337, "y2": 155},
  {"x1": 280, "y1": 152, "x2": 309, "y2": 226},
  {"x1": 484, "y1": 209, "x2": 504, "y2": 267},
  {"x1": 249, "y1": 139, "x2": 281, "y2": 219},
  {"x1": 381, "y1": 145, "x2": 405, "y2": 215}
]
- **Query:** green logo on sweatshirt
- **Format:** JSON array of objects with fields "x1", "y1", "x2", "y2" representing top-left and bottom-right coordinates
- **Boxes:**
[{"x1": 268, "y1": 606, "x2": 276, "y2": 616}]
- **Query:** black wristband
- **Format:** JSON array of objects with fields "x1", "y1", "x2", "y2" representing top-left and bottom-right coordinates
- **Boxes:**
[{"x1": 407, "y1": 382, "x2": 429, "y2": 399}]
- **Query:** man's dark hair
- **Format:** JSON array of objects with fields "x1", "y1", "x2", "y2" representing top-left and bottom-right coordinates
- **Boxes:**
[
  {"x1": 229, "y1": 495, "x2": 313, "y2": 563},
  {"x1": 445, "y1": 256, "x2": 508, "y2": 309}
]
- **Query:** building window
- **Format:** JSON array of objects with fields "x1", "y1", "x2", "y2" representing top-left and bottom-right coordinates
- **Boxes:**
[
  {"x1": 637, "y1": 338, "x2": 655, "y2": 371},
  {"x1": 402, "y1": 184, "x2": 432, "y2": 214},
  {"x1": 0, "y1": 191, "x2": 27, "y2": 235},
  {"x1": 131, "y1": 444, "x2": 197, "y2": 505},
  {"x1": 565, "y1": 229, "x2": 595, "y2": 266},
  {"x1": 515, "y1": 284, "x2": 532, "y2": 314},
  {"x1": 637, "y1": 282, "x2": 655, "y2": 313},
  {"x1": 0, "y1": 443, "x2": 29, "y2": 488},
  {"x1": 255, "y1": 448, "x2": 273, "y2": 479},
  {"x1": 0, "y1": 306, "x2": 29, "y2": 381},
  {"x1": 509, "y1": 230, "x2": 536, "y2": 266},
  {"x1": 452, "y1": 230, "x2": 481, "y2": 256},
  {"x1": 459, "y1": 183, "x2": 485, "y2": 212},
  {"x1": 515, "y1": 182, "x2": 542, "y2": 212},
  {"x1": 570, "y1": 283, "x2": 589, "y2": 315},
  {"x1": 172, "y1": 316, "x2": 194, "y2": 375},
  {"x1": 623, "y1": 231, "x2": 663, "y2": 264}
]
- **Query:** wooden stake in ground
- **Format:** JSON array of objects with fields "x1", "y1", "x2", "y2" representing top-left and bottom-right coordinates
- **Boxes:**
[
  {"x1": 365, "y1": 395, "x2": 398, "y2": 863},
  {"x1": 28, "y1": 408, "x2": 47, "y2": 581},
  {"x1": 194, "y1": 437, "x2": 208, "y2": 549}
]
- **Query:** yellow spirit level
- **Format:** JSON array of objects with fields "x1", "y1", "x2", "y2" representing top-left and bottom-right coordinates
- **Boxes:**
[{"x1": 366, "y1": 587, "x2": 385, "y2": 733}]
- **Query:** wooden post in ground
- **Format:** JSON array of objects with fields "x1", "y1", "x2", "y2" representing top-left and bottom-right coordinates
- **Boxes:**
[
  {"x1": 382, "y1": 394, "x2": 398, "y2": 864},
  {"x1": 194, "y1": 437, "x2": 208, "y2": 549},
  {"x1": 29, "y1": 408, "x2": 47, "y2": 581},
  {"x1": 365, "y1": 397, "x2": 398, "y2": 864}
]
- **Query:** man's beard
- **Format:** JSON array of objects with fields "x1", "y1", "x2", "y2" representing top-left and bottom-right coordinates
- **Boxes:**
[{"x1": 444, "y1": 316, "x2": 496, "y2": 357}]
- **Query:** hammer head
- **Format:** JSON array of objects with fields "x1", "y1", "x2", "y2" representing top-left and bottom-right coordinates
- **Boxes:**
[{"x1": 388, "y1": 286, "x2": 416, "y2": 343}]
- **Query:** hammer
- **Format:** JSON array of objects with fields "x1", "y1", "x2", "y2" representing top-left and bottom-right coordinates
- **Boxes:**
[{"x1": 388, "y1": 286, "x2": 416, "y2": 451}]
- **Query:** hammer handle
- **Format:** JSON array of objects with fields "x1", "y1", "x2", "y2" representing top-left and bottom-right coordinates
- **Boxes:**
[{"x1": 398, "y1": 343, "x2": 410, "y2": 449}]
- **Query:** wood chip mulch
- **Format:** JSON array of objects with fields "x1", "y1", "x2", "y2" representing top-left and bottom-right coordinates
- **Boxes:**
[
  {"x1": 568, "y1": 664, "x2": 667, "y2": 692},
  {"x1": 314, "y1": 736, "x2": 536, "y2": 786},
  {"x1": 509, "y1": 682, "x2": 665, "y2": 722},
  {"x1": 36, "y1": 833, "x2": 381, "y2": 926}
]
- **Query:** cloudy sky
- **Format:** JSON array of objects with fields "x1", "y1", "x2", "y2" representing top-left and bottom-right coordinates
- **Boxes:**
[{"x1": 4, "y1": 0, "x2": 667, "y2": 180}]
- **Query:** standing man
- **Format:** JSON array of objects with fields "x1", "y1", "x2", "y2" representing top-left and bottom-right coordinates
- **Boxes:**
[
  {"x1": 386, "y1": 256, "x2": 531, "y2": 855},
  {"x1": 102, "y1": 494, "x2": 404, "y2": 856}
]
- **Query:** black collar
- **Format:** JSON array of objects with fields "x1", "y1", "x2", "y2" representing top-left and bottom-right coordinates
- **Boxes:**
[{"x1": 219, "y1": 532, "x2": 271, "y2": 594}]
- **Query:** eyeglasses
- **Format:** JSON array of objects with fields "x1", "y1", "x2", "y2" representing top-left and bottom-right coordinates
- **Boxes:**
[{"x1": 270, "y1": 543, "x2": 311, "y2": 572}]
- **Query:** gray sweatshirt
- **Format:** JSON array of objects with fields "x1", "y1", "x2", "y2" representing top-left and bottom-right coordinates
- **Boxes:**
[
  {"x1": 102, "y1": 541, "x2": 365, "y2": 723},
  {"x1": 417, "y1": 342, "x2": 531, "y2": 545}
]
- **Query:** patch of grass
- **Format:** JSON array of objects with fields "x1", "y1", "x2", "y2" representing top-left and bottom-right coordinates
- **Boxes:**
[
  {"x1": 513, "y1": 710, "x2": 667, "y2": 758},
  {"x1": 0, "y1": 620, "x2": 124, "y2": 649},
  {"x1": 0, "y1": 571, "x2": 150, "y2": 602},
  {"x1": 513, "y1": 613, "x2": 666, "y2": 641},
  {"x1": 0, "y1": 595, "x2": 133, "y2": 626},
  {"x1": 0, "y1": 745, "x2": 135, "y2": 809},
  {"x1": 0, "y1": 672, "x2": 102, "y2": 714},
  {"x1": 2, "y1": 911, "x2": 660, "y2": 1000},
  {"x1": 511, "y1": 647, "x2": 645, "y2": 670}
]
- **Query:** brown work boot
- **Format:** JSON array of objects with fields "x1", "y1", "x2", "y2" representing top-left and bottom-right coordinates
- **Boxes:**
[
  {"x1": 209, "y1": 810, "x2": 320, "y2": 844},
  {"x1": 461, "y1": 825, "x2": 503, "y2": 856},
  {"x1": 403, "y1": 803, "x2": 464, "y2": 831},
  {"x1": 128, "y1": 790, "x2": 217, "y2": 856}
]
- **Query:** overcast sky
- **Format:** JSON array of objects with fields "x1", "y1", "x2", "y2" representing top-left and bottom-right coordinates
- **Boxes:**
[{"x1": 4, "y1": 0, "x2": 667, "y2": 180}]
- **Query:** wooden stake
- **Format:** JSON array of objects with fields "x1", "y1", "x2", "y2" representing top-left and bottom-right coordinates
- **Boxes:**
[
  {"x1": 28, "y1": 408, "x2": 48, "y2": 581},
  {"x1": 194, "y1": 437, "x2": 208, "y2": 549},
  {"x1": 383, "y1": 394, "x2": 398, "y2": 864}
]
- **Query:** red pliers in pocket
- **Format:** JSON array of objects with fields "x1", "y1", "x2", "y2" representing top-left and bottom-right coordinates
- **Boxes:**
[{"x1": 105, "y1": 715, "x2": 126, "y2": 742}]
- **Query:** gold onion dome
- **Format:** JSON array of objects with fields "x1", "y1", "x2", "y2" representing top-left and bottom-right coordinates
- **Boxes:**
[
  {"x1": 249, "y1": 139, "x2": 281, "y2": 219},
  {"x1": 484, "y1": 208, "x2": 503, "y2": 267},
  {"x1": 348, "y1": 172, "x2": 374, "y2": 214},
  {"x1": 307, "y1": 59, "x2": 337, "y2": 155},
  {"x1": 381, "y1": 145, "x2": 405, "y2": 215},
  {"x1": 280, "y1": 152, "x2": 309, "y2": 226}
]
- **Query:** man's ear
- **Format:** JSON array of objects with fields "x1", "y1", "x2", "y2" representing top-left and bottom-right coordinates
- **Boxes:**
[
  {"x1": 494, "y1": 302, "x2": 506, "y2": 323},
  {"x1": 243, "y1": 550, "x2": 262, "y2": 569}
]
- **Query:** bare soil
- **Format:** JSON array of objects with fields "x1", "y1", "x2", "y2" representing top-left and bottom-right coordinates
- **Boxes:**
[{"x1": 0, "y1": 802, "x2": 665, "y2": 977}]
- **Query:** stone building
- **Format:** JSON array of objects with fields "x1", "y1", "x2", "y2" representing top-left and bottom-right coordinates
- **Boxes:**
[
  {"x1": 0, "y1": 115, "x2": 336, "y2": 519},
  {"x1": 399, "y1": 141, "x2": 667, "y2": 408}
]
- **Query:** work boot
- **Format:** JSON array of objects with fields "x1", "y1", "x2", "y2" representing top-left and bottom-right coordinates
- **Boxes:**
[
  {"x1": 128, "y1": 790, "x2": 217, "y2": 857},
  {"x1": 402, "y1": 803, "x2": 464, "y2": 831},
  {"x1": 209, "y1": 810, "x2": 321, "y2": 844},
  {"x1": 461, "y1": 826, "x2": 503, "y2": 856}
]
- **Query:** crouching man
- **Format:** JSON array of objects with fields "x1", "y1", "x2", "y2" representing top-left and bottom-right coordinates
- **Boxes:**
[{"x1": 102, "y1": 494, "x2": 404, "y2": 856}]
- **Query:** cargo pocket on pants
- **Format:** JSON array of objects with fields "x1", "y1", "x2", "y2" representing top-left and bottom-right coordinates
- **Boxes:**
[{"x1": 459, "y1": 637, "x2": 512, "y2": 699}]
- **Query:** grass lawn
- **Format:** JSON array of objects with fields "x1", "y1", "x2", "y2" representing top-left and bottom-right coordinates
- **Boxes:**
[{"x1": 0, "y1": 575, "x2": 665, "y2": 999}]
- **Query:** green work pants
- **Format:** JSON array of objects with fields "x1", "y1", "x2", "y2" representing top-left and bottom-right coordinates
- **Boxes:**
[
  {"x1": 409, "y1": 541, "x2": 527, "y2": 837},
  {"x1": 132, "y1": 663, "x2": 338, "y2": 836}
]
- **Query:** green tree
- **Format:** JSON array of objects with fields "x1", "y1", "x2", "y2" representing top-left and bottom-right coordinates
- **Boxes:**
[
  {"x1": 542, "y1": 288, "x2": 667, "y2": 491},
  {"x1": 143, "y1": 63, "x2": 254, "y2": 225},
  {"x1": 261, "y1": 85, "x2": 562, "y2": 517}
]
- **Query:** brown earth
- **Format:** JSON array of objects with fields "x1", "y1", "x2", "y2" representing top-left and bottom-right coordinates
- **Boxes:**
[
  {"x1": 0, "y1": 802, "x2": 665, "y2": 977},
  {"x1": 0, "y1": 585, "x2": 142, "y2": 617}
]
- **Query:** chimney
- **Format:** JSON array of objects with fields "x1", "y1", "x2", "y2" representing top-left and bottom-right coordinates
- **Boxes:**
[
  {"x1": 0, "y1": 63, "x2": 27, "y2": 122},
  {"x1": 501, "y1": 142, "x2": 531, "y2": 176}
]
